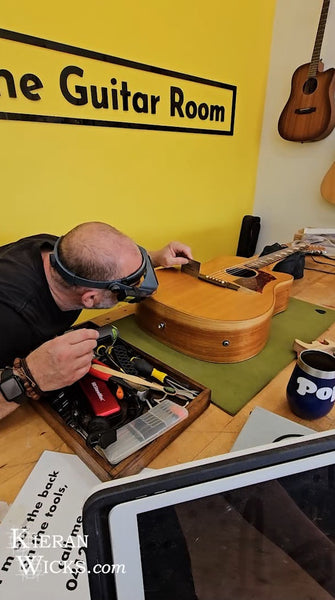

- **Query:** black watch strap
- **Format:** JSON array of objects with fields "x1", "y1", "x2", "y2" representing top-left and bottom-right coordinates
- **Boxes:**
[{"x1": 0, "y1": 368, "x2": 27, "y2": 404}]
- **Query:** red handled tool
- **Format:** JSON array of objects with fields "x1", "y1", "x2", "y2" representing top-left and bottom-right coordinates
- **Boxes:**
[{"x1": 89, "y1": 359, "x2": 125, "y2": 400}]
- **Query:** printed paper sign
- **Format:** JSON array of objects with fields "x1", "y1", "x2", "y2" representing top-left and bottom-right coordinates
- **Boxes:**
[{"x1": 0, "y1": 451, "x2": 100, "y2": 599}]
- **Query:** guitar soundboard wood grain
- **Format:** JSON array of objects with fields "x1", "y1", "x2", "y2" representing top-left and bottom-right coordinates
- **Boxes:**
[{"x1": 136, "y1": 256, "x2": 293, "y2": 363}]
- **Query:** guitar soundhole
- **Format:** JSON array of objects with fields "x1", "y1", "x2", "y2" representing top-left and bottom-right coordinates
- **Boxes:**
[
  {"x1": 303, "y1": 78, "x2": 318, "y2": 94},
  {"x1": 226, "y1": 267, "x2": 257, "y2": 278}
]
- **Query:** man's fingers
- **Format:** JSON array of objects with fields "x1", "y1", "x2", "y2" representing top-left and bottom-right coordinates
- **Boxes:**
[
  {"x1": 170, "y1": 256, "x2": 190, "y2": 265},
  {"x1": 72, "y1": 351, "x2": 96, "y2": 370},
  {"x1": 169, "y1": 242, "x2": 193, "y2": 261},
  {"x1": 73, "y1": 363, "x2": 93, "y2": 381},
  {"x1": 62, "y1": 328, "x2": 99, "y2": 345},
  {"x1": 68, "y1": 338, "x2": 98, "y2": 359}
]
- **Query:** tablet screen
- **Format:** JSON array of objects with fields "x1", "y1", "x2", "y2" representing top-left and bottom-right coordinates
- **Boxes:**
[{"x1": 136, "y1": 465, "x2": 335, "y2": 600}]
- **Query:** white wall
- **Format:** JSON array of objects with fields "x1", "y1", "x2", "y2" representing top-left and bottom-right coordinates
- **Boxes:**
[{"x1": 254, "y1": 0, "x2": 335, "y2": 251}]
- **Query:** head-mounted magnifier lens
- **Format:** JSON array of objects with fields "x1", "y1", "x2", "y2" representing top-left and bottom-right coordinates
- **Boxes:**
[{"x1": 50, "y1": 237, "x2": 158, "y2": 303}]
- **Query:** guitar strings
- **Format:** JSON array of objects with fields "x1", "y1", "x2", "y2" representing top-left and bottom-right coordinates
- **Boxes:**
[{"x1": 206, "y1": 246, "x2": 299, "y2": 279}]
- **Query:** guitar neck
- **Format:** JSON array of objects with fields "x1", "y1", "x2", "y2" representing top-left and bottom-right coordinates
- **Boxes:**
[
  {"x1": 206, "y1": 244, "x2": 307, "y2": 280},
  {"x1": 309, "y1": 0, "x2": 330, "y2": 77},
  {"x1": 245, "y1": 245, "x2": 301, "y2": 270}
]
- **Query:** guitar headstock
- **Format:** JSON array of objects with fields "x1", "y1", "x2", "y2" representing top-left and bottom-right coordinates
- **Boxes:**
[{"x1": 290, "y1": 241, "x2": 326, "y2": 255}]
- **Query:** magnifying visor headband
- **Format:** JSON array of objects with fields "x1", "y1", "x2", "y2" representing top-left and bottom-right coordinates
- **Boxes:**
[{"x1": 49, "y1": 236, "x2": 158, "y2": 303}]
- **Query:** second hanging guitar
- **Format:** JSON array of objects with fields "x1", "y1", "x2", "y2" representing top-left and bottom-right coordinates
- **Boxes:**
[{"x1": 278, "y1": 0, "x2": 335, "y2": 142}]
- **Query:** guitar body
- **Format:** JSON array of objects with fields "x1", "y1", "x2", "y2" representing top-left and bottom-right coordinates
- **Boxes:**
[
  {"x1": 278, "y1": 62, "x2": 335, "y2": 142},
  {"x1": 321, "y1": 160, "x2": 335, "y2": 204},
  {"x1": 135, "y1": 255, "x2": 294, "y2": 363}
]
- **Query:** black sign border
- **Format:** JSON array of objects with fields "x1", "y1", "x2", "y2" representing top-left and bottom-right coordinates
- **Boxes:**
[{"x1": 0, "y1": 28, "x2": 236, "y2": 135}]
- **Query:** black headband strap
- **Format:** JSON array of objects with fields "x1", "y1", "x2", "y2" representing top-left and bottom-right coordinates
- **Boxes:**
[{"x1": 49, "y1": 236, "x2": 147, "y2": 289}]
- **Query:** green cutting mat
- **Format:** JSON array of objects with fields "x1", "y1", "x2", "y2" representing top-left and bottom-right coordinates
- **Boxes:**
[{"x1": 114, "y1": 299, "x2": 334, "y2": 415}]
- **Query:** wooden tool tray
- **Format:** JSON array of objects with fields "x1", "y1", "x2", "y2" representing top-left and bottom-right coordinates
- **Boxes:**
[{"x1": 32, "y1": 334, "x2": 211, "y2": 481}]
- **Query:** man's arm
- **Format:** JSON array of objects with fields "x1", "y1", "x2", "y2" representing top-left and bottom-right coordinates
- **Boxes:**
[{"x1": 0, "y1": 329, "x2": 99, "y2": 420}]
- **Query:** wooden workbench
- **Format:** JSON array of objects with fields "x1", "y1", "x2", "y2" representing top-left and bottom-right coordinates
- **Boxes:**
[{"x1": 1, "y1": 256, "x2": 334, "y2": 505}]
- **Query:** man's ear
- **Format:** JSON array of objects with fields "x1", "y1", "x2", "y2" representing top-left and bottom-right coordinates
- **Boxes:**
[{"x1": 81, "y1": 289, "x2": 100, "y2": 309}]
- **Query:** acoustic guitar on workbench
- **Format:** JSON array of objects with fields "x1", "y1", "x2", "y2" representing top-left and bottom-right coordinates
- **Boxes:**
[
  {"x1": 278, "y1": 0, "x2": 335, "y2": 142},
  {"x1": 136, "y1": 242, "x2": 320, "y2": 364}
]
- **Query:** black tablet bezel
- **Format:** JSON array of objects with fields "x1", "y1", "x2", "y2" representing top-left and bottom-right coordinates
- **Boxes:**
[{"x1": 82, "y1": 432, "x2": 335, "y2": 600}]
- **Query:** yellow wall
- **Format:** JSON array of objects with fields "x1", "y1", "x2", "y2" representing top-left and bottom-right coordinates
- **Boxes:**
[{"x1": 1, "y1": 1, "x2": 276, "y2": 261}]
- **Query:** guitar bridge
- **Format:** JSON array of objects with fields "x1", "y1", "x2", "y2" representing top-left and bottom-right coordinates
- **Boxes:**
[
  {"x1": 198, "y1": 274, "x2": 240, "y2": 291},
  {"x1": 181, "y1": 260, "x2": 240, "y2": 290}
]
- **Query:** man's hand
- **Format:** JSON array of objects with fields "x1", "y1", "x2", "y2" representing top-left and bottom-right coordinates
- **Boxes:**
[
  {"x1": 25, "y1": 328, "x2": 99, "y2": 392},
  {"x1": 149, "y1": 241, "x2": 193, "y2": 268}
]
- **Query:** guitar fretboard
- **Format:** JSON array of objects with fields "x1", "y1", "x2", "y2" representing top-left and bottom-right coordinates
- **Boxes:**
[
  {"x1": 308, "y1": 0, "x2": 330, "y2": 77},
  {"x1": 208, "y1": 243, "x2": 307, "y2": 280}
]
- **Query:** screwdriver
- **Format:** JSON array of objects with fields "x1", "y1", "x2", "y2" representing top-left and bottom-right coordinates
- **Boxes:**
[
  {"x1": 90, "y1": 360, "x2": 175, "y2": 393},
  {"x1": 131, "y1": 357, "x2": 169, "y2": 383},
  {"x1": 131, "y1": 357, "x2": 198, "y2": 399}
]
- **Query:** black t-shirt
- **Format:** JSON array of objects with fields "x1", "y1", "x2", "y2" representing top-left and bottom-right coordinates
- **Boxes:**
[{"x1": 0, "y1": 234, "x2": 81, "y2": 367}]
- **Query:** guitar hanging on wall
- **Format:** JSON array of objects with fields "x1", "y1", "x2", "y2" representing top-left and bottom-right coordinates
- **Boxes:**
[{"x1": 278, "y1": 0, "x2": 335, "y2": 142}]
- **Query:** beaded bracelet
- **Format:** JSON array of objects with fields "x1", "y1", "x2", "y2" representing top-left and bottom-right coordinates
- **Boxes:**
[{"x1": 13, "y1": 358, "x2": 44, "y2": 401}]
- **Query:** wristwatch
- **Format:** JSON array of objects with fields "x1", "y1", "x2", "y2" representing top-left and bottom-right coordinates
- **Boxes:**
[{"x1": 0, "y1": 368, "x2": 26, "y2": 404}]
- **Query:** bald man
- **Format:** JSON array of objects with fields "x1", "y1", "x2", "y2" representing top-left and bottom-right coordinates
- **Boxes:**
[{"x1": 0, "y1": 222, "x2": 192, "y2": 419}]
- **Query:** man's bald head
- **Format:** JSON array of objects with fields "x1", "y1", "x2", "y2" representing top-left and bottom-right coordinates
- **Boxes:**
[{"x1": 57, "y1": 222, "x2": 142, "y2": 283}]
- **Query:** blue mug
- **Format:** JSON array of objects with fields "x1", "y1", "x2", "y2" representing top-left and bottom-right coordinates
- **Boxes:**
[{"x1": 287, "y1": 349, "x2": 335, "y2": 420}]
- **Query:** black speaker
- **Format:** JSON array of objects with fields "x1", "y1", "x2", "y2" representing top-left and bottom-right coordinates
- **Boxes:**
[{"x1": 236, "y1": 215, "x2": 261, "y2": 257}]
